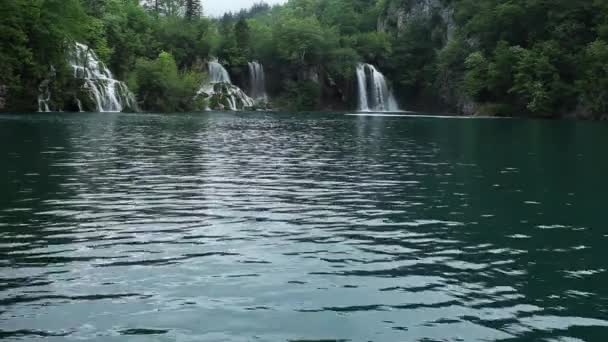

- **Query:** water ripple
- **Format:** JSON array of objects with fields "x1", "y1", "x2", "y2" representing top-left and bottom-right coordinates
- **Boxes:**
[{"x1": 0, "y1": 112, "x2": 607, "y2": 341}]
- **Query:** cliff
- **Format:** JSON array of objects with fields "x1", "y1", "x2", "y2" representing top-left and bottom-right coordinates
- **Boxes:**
[
  {"x1": 377, "y1": 0, "x2": 480, "y2": 115},
  {"x1": 378, "y1": 0, "x2": 455, "y2": 42}
]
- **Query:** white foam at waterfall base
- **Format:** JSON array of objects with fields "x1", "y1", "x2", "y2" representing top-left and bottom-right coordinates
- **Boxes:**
[
  {"x1": 69, "y1": 43, "x2": 137, "y2": 112},
  {"x1": 197, "y1": 59, "x2": 255, "y2": 111},
  {"x1": 356, "y1": 63, "x2": 399, "y2": 112}
]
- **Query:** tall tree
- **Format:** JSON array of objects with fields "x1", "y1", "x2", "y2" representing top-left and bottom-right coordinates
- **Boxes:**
[
  {"x1": 185, "y1": 0, "x2": 201, "y2": 19},
  {"x1": 141, "y1": 0, "x2": 185, "y2": 17},
  {"x1": 235, "y1": 17, "x2": 250, "y2": 50}
]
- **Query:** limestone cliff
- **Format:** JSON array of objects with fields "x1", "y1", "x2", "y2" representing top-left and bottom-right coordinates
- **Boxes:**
[
  {"x1": 378, "y1": 0, "x2": 478, "y2": 115},
  {"x1": 378, "y1": 0, "x2": 455, "y2": 43}
]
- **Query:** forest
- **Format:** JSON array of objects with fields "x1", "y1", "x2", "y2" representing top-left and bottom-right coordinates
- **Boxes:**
[{"x1": 1, "y1": 0, "x2": 607, "y2": 118}]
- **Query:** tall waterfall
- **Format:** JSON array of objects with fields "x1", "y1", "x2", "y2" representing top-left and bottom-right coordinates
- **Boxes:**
[
  {"x1": 197, "y1": 59, "x2": 254, "y2": 111},
  {"x1": 69, "y1": 43, "x2": 137, "y2": 112},
  {"x1": 248, "y1": 61, "x2": 268, "y2": 101},
  {"x1": 356, "y1": 63, "x2": 399, "y2": 112}
]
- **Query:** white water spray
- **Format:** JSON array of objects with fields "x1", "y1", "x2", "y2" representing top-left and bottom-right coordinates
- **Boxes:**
[
  {"x1": 70, "y1": 43, "x2": 137, "y2": 112},
  {"x1": 197, "y1": 59, "x2": 254, "y2": 111},
  {"x1": 248, "y1": 61, "x2": 268, "y2": 101},
  {"x1": 356, "y1": 63, "x2": 399, "y2": 112},
  {"x1": 208, "y1": 60, "x2": 232, "y2": 84}
]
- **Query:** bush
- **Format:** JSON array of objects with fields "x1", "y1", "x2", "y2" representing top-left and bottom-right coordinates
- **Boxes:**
[
  {"x1": 129, "y1": 52, "x2": 204, "y2": 112},
  {"x1": 577, "y1": 40, "x2": 608, "y2": 115},
  {"x1": 277, "y1": 80, "x2": 321, "y2": 111}
]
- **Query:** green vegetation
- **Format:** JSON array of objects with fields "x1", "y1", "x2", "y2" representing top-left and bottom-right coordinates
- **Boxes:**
[
  {"x1": 380, "y1": 0, "x2": 608, "y2": 118},
  {"x1": 130, "y1": 52, "x2": 204, "y2": 112},
  {"x1": 1, "y1": 0, "x2": 607, "y2": 117}
]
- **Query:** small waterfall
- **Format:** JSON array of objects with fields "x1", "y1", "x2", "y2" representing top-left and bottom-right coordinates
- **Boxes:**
[
  {"x1": 38, "y1": 87, "x2": 51, "y2": 113},
  {"x1": 37, "y1": 67, "x2": 55, "y2": 112},
  {"x1": 197, "y1": 59, "x2": 255, "y2": 111},
  {"x1": 248, "y1": 61, "x2": 268, "y2": 101},
  {"x1": 356, "y1": 63, "x2": 399, "y2": 112},
  {"x1": 70, "y1": 43, "x2": 137, "y2": 112}
]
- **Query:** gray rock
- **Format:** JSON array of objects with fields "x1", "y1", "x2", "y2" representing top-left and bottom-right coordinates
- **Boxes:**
[{"x1": 378, "y1": 0, "x2": 455, "y2": 44}]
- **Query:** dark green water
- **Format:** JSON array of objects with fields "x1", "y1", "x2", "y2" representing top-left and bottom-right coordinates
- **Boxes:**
[{"x1": 1, "y1": 112, "x2": 607, "y2": 341}]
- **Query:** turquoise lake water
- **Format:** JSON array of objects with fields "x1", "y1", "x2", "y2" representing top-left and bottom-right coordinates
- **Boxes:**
[{"x1": 1, "y1": 112, "x2": 607, "y2": 341}]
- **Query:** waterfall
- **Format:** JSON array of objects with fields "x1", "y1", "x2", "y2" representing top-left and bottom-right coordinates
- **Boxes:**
[
  {"x1": 248, "y1": 61, "x2": 268, "y2": 101},
  {"x1": 197, "y1": 59, "x2": 255, "y2": 111},
  {"x1": 37, "y1": 67, "x2": 55, "y2": 112},
  {"x1": 356, "y1": 63, "x2": 399, "y2": 112},
  {"x1": 208, "y1": 59, "x2": 232, "y2": 84},
  {"x1": 69, "y1": 43, "x2": 137, "y2": 112},
  {"x1": 38, "y1": 87, "x2": 51, "y2": 113},
  {"x1": 356, "y1": 65, "x2": 370, "y2": 112}
]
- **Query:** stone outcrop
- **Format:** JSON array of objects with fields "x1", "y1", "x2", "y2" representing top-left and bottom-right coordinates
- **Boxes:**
[
  {"x1": 378, "y1": 0, "x2": 475, "y2": 114},
  {"x1": 197, "y1": 82, "x2": 256, "y2": 111},
  {"x1": 378, "y1": 0, "x2": 455, "y2": 44}
]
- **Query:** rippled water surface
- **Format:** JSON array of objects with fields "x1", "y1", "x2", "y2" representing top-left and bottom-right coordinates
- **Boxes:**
[{"x1": 1, "y1": 112, "x2": 607, "y2": 341}]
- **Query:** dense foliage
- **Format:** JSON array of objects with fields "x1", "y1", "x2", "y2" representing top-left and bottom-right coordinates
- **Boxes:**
[
  {"x1": 1, "y1": 0, "x2": 607, "y2": 117},
  {"x1": 381, "y1": 0, "x2": 608, "y2": 117}
]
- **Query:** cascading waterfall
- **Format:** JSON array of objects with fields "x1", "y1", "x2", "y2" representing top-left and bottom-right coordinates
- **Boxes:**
[
  {"x1": 356, "y1": 63, "x2": 399, "y2": 112},
  {"x1": 69, "y1": 43, "x2": 137, "y2": 112},
  {"x1": 197, "y1": 59, "x2": 254, "y2": 111},
  {"x1": 248, "y1": 61, "x2": 268, "y2": 101},
  {"x1": 208, "y1": 60, "x2": 232, "y2": 84}
]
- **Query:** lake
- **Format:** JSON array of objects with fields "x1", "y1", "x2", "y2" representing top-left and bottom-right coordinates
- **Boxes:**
[{"x1": 1, "y1": 112, "x2": 607, "y2": 341}]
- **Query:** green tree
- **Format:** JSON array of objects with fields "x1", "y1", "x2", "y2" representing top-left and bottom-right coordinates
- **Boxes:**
[
  {"x1": 274, "y1": 17, "x2": 327, "y2": 66},
  {"x1": 130, "y1": 51, "x2": 203, "y2": 112},
  {"x1": 185, "y1": 0, "x2": 201, "y2": 19},
  {"x1": 0, "y1": 0, "x2": 88, "y2": 110},
  {"x1": 353, "y1": 32, "x2": 391, "y2": 64},
  {"x1": 510, "y1": 46, "x2": 559, "y2": 114},
  {"x1": 463, "y1": 51, "x2": 489, "y2": 99},
  {"x1": 391, "y1": 18, "x2": 438, "y2": 99},
  {"x1": 578, "y1": 40, "x2": 608, "y2": 115},
  {"x1": 234, "y1": 17, "x2": 251, "y2": 59}
]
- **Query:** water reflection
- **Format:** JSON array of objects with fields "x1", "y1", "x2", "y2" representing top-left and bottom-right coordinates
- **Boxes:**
[{"x1": 0, "y1": 112, "x2": 607, "y2": 341}]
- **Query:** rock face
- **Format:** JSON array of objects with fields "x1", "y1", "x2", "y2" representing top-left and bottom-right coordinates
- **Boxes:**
[
  {"x1": 378, "y1": 0, "x2": 472, "y2": 114},
  {"x1": 197, "y1": 82, "x2": 255, "y2": 111},
  {"x1": 196, "y1": 60, "x2": 258, "y2": 111},
  {"x1": 378, "y1": 0, "x2": 455, "y2": 43},
  {"x1": 69, "y1": 43, "x2": 138, "y2": 112}
]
